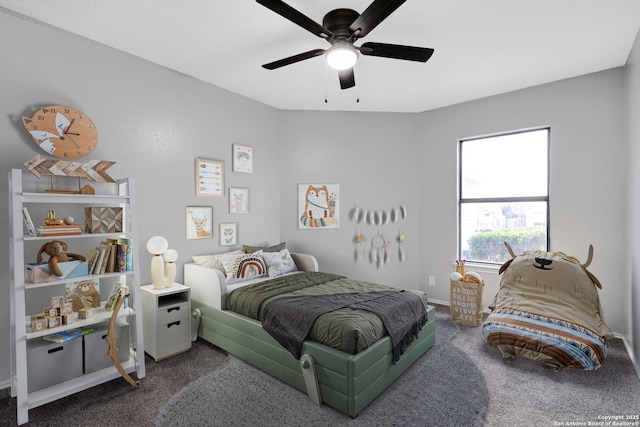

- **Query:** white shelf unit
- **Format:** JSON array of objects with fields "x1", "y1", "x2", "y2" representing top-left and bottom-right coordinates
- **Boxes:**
[
  {"x1": 9, "y1": 169, "x2": 146, "y2": 425},
  {"x1": 141, "y1": 283, "x2": 192, "y2": 361}
]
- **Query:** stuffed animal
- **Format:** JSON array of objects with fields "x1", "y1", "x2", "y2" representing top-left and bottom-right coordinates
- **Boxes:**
[
  {"x1": 69, "y1": 279, "x2": 101, "y2": 311},
  {"x1": 36, "y1": 240, "x2": 87, "y2": 277}
]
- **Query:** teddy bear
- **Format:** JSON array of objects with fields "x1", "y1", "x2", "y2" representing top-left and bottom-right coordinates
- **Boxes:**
[
  {"x1": 37, "y1": 240, "x2": 87, "y2": 277},
  {"x1": 69, "y1": 279, "x2": 101, "y2": 311}
]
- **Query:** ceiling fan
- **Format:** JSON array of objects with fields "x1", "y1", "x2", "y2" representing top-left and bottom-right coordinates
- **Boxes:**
[{"x1": 257, "y1": 0, "x2": 434, "y2": 90}]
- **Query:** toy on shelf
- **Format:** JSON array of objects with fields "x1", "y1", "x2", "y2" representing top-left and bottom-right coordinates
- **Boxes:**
[
  {"x1": 36, "y1": 240, "x2": 87, "y2": 277},
  {"x1": 44, "y1": 210, "x2": 63, "y2": 225},
  {"x1": 68, "y1": 279, "x2": 101, "y2": 312}
]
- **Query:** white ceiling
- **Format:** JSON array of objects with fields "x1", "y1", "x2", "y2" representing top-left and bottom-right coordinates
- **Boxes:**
[{"x1": 2, "y1": 1, "x2": 640, "y2": 113}]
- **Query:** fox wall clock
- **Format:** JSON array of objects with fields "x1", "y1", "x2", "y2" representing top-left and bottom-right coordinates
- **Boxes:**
[{"x1": 22, "y1": 105, "x2": 98, "y2": 159}]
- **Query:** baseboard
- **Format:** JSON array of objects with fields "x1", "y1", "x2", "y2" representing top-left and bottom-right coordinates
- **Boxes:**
[
  {"x1": 0, "y1": 379, "x2": 11, "y2": 391},
  {"x1": 621, "y1": 336, "x2": 640, "y2": 380},
  {"x1": 427, "y1": 298, "x2": 449, "y2": 307},
  {"x1": 428, "y1": 298, "x2": 492, "y2": 314}
]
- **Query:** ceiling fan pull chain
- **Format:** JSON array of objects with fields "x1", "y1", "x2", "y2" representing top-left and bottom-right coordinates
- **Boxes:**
[{"x1": 324, "y1": 60, "x2": 329, "y2": 103}]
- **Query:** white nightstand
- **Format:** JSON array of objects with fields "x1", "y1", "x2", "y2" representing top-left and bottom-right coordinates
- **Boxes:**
[{"x1": 141, "y1": 283, "x2": 191, "y2": 361}]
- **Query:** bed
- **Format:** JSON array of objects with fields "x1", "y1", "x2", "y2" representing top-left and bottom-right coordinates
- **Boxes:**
[
  {"x1": 184, "y1": 249, "x2": 436, "y2": 417},
  {"x1": 482, "y1": 243, "x2": 613, "y2": 370}
]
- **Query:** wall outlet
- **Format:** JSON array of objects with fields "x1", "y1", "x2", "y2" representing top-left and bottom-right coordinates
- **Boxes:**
[{"x1": 428, "y1": 275, "x2": 436, "y2": 286}]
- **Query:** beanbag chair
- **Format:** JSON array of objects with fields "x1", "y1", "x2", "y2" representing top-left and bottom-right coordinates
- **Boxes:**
[{"x1": 482, "y1": 243, "x2": 613, "y2": 370}]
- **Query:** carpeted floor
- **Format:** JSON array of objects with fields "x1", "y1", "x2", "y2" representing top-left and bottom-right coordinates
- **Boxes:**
[
  {"x1": 2, "y1": 305, "x2": 639, "y2": 426},
  {"x1": 156, "y1": 309, "x2": 487, "y2": 426},
  {"x1": 0, "y1": 338, "x2": 230, "y2": 426}
]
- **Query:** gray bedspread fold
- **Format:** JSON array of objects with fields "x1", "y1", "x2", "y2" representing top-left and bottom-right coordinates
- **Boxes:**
[{"x1": 262, "y1": 290, "x2": 428, "y2": 362}]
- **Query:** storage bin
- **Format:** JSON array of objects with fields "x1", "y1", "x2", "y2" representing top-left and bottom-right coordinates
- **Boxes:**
[
  {"x1": 27, "y1": 337, "x2": 83, "y2": 392},
  {"x1": 83, "y1": 321, "x2": 130, "y2": 374},
  {"x1": 450, "y1": 279, "x2": 484, "y2": 326},
  {"x1": 25, "y1": 260, "x2": 88, "y2": 283}
]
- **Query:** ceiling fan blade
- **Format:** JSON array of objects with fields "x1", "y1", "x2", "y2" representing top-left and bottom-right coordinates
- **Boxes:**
[
  {"x1": 338, "y1": 68, "x2": 356, "y2": 90},
  {"x1": 257, "y1": 0, "x2": 333, "y2": 39},
  {"x1": 349, "y1": 0, "x2": 406, "y2": 38},
  {"x1": 262, "y1": 49, "x2": 326, "y2": 70},
  {"x1": 360, "y1": 42, "x2": 434, "y2": 62}
]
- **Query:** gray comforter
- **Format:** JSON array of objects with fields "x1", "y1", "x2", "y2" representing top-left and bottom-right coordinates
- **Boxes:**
[{"x1": 226, "y1": 271, "x2": 428, "y2": 358}]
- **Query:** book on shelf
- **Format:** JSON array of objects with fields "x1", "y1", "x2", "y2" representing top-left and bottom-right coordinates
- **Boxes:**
[
  {"x1": 91, "y1": 245, "x2": 107, "y2": 275},
  {"x1": 88, "y1": 238, "x2": 134, "y2": 275},
  {"x1": 22, "y1": 207, "x2": 37, "y2": 236},
  {"x1": 37, "y1": 229, "x2": 82, "y2": 237},
  {"x1": 41, "y1": 224, "x2": 82, "y2": 229},
  {"x1": 118, "y1": 237, "x2": 134, "y2": 271},
  {"x1": 104, "y1": 283, "x2": 123, "y2": 311},
  {"x1": 106, "y1": 238, "x2": 119, "y2": 273},
  {"x1": 37, "y1": 223, "x2": 83, "y2": 236},
  {"x1": 43, "y1": 327, "x2": 93, "y2": 343},
  {"x1": 116, "y1": 243, "x2": 127, "y2": 272},
  {"x1": 87, "y1": 249, "x2": 97, "y2": 274}
]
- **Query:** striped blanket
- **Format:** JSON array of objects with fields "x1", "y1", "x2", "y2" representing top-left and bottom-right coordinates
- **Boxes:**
[{"x1": 482, "y1": 307, "x2": 607, "y2": 370}]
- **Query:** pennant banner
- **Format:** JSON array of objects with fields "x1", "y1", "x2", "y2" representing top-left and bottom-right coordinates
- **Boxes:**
[{"x1": 24, "y1": 155, "x2": 116, "y2": 183}]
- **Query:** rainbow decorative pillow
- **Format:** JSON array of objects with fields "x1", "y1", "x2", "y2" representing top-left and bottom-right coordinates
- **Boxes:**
[{"x1": 219, "y1": 251, "x2": 267, "y2": 284}]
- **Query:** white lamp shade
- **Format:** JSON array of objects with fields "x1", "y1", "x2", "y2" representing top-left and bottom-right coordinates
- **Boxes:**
[
  {"x1": 164, "y1": 249, "x2": 178, "y2": 263},
  {"x1": 326, "y1": 41, "x2": 358, "y2": 70},
  {"x1": 147, "y1": 236, "x2": 168, "y2": 255}
]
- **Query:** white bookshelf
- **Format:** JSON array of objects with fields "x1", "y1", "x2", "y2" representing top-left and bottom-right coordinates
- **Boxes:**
[{"x1": 8, "y1": 169, "x2": 146, "y2": 425}]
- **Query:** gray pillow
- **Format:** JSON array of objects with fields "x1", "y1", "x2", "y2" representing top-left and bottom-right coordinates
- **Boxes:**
[{"x1": 243, "y1": 242, "x2": 285, "y2": 253}]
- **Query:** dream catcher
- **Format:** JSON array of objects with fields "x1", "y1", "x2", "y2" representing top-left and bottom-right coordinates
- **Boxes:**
[
  {"x1": 371, "y1": 231, "x2": 391, "y2": 268},
  {"x1": 353, "y1": 204, "x2": 407, "y2": 268}
]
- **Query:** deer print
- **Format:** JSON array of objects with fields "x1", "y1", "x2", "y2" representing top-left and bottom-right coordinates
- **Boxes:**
[{"x1": 189, "y1": 210, "x2": 211, "y2": 238}]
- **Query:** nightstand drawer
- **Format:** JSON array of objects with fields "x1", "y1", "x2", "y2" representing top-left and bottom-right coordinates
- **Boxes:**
[
  {"x1": 158, "y1": 301, "x2": 189, "y2": 325},
  {"x1": 142, "y1": 283, "x2": 191, "y2": 361},
  {"x1": 157, "y1": 319, "x2": 190, "y2": 356}
]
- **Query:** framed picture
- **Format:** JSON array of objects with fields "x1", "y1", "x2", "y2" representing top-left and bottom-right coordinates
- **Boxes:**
[
  {"x1": 186, "y1": 206, "x2": 213, "y2": 240},
  {"x1": 219, "y1": 222, "x2": 238, "y2": 246},
  {"x1": 298, "y1": 184, "x2": 340, "y2": 229},
  {"x1": 232, "y1": 144, "x2": 253, "y2": 174},
  {"x1": 229, "y1": 187, "x2": 249, "y2": 214},
  {"x1": 196, "y1": 158, "x2": 224, "y2": 197}
]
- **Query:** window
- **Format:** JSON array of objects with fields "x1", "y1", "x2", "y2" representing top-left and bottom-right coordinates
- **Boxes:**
[{"x1": 458, "y1": 128, "x2": 549, "y2": 264}]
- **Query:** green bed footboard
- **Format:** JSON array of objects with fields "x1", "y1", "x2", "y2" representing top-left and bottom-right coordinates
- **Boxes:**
[{"x1": 192, "y1": 301, "x2": 436, "y2": 417}]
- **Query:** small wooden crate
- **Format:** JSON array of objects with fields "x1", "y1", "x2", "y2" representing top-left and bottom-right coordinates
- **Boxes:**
[{"x1": 84, "y1": 207, "x2": 122, "y2": 233}]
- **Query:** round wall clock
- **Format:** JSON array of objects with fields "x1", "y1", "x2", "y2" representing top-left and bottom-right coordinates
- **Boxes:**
[{"x1": 21, "y1": 105, "x2": 98, "y2": 159}]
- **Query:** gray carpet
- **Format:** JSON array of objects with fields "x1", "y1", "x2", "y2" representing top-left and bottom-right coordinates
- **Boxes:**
[
  {"x1": 2, "y1": 306, "x2": 639, "y2": 426},
  {"x1": 156, "y1": 311, "x2": 488, "y2": 427},
  {"x1": 453, "y1": 322, "x2": 640, "y2": 426},
  {"x1": 0, "y1": 339, "x2": 231, "y2": 426}
]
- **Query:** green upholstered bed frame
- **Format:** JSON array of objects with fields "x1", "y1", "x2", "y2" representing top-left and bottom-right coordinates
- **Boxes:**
[{"x1": 184, "y1": 254, "x2": 436, "y2": 417}]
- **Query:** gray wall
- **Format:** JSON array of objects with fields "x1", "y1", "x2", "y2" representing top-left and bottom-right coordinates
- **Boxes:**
[
  {"x1": 626, "y1": 27, "x2": 640, "y2": 375},
  {"x1": 279, "y1": 70, "x2": 627, "y2": 340},
  {"x1": 416, "y1": 69, "x2": 627, "y2": 329},
  {"x1": 0, "y1": 11, "x2": 281, "y2": 385},
  {"x1": 2, "y1": 8, "x2": 638, "y2": 387},
  {"x1": 277, "y1": 111, "x2": 422, "y2": 288}
]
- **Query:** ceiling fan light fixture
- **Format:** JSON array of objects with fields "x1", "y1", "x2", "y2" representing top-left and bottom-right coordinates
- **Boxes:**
[{"x1": 326, "y1": 40, "x2": 358, "y2": 70}]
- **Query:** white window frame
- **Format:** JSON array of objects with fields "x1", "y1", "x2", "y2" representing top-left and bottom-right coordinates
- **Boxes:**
[{"x1": 458, "y1": 127, "x2": 551, "y2": 265}]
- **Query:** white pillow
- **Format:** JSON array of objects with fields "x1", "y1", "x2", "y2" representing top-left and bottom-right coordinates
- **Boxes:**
[
  {"x1": 262, "y1": 249, "x2": 298, "y2": 277},
  {"x1": 192, "y1": 249, "x2": 244, "y2": 273},
  {"x1": 218, "y1": 251, "x2": 267, "y2": 284}
]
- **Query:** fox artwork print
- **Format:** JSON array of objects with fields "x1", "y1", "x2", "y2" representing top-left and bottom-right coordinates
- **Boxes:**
[{"x1": 299, "y1": 184, "x2": 339, "y2": 229}]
